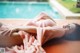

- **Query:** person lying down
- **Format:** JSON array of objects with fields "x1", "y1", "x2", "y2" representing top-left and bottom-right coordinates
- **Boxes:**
[{"x1": 0, "y1": 13, "x2": 78, "y2": 53}]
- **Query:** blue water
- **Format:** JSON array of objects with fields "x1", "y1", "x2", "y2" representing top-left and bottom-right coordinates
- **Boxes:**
[{"x1": 0, "y1": 2, "x2": 61, "y2": 19}]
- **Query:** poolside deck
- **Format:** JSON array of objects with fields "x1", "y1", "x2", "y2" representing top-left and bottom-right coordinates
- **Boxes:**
[
  {"x1": 49, "y1": 0, "x2": 80, "y2": 19},
  {"x1": 0, "y1": 19, "x2": 80, "y2": 25}
]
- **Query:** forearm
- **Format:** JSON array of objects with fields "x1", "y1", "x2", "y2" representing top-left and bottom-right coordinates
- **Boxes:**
[
  {"x1": 47, "y1": 26, "x2": 66, "y2": 37},
  {"x1": 42, "y1": 26, "x2": 66, "y2": 44},
  {"x1": 12, "y1": 26, "x2": 36, "y2": 32}
]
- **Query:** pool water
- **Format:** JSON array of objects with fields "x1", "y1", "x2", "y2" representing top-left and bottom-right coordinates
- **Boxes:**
[{"x1": 0, "y1": 2, "x2": 61, "y2": 19}]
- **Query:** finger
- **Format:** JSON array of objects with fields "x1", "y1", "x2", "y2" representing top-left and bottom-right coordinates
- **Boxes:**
[
  {"x1": 12, "y1": 46, "x2": 24, "y2": 53},
  {"x1": 39, "y1": 46, "x2": 46, "y2": 53},
  {"x1": 28, "y1": 36, "x2": 35, "y2": 46},
  {"x1": 18, "y1": 31, "x2": 25, "y2": 39},
  {"x1": 12, "y1": 32, "x2": 19, "y2": 36},
  {"x1": 34, "y1": 40, "x2": 46, "y2": 53},
  {"x1": 37, "y1": 27, "x2": 42, "y2": 45},
  {"x1": 26, "y1": 45, "x2": 36, "y2": 53},
  {"x1": 23, "y1": 33, "x2": 30, "y2": 50},
  {"x1": 12, "y1": 45, "x2": 18, "y2": 50},
  {"x1": 32, "y1": 38, "x2": 39, "y2": 46},
  {"x1": 18, "y1": 31, "x2": 30, "y2": 41},
  {"x1": 20, "y1": 45, "x2": 24, "y2": 50},
  {"x1": 35, "y1": 45, "x2": 39, "y2": 53},
  {"x1": 32, "y1": 39, "x2": 40, "y2": 53},
  {"x1": 1, "y1": 30, "x2": 9, "y2": 36},
  {"x1": 6, "y1": 47, "x2": 12, "y2": 51},
  {"x1": 31, "y1": 45, "x2": 36, "y2": 53},
  {"x1": 37, "y1": 27, "x2": 45, "y2": 45},
  {"x1": 6, "y1": 47, "x2": 17, "y2": 53},
  {"x1": 36, "y1": 46, "x2": 46, "y2": 53}
]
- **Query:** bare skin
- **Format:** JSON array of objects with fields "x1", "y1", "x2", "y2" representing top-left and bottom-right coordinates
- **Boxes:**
[
  {"x1": 0, "y1": 13, "x2": 70, "y2": 47},
  {"x1": 15, "y1": 13, "x2": 66, "y2": 45},
  {"x1": 0, "y1": 13, "x2": 77, "y2": 53},
  {"x1": 6, "y1": 31, "x2": 46, "y2": 53}
]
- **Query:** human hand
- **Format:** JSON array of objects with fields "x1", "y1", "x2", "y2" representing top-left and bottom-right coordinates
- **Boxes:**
[{"x1": 6, "y1": 31, "x2": 46, "y2": 53}]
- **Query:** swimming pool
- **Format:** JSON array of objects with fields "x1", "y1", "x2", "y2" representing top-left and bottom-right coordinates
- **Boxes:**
[{"x1": 0, "y1": 2, "x2": 61, "y2": 19}]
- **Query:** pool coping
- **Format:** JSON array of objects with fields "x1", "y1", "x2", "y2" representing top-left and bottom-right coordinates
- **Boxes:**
[
  {"x1": 49, "y1": 0, "x2": 80, "y2": 19},
  {"x1": 0, "y1": 2, "x2": 48, "y2": 4}
]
